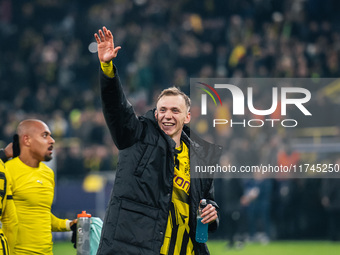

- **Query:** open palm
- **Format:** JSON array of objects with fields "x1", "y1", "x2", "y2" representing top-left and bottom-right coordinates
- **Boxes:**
[{"x1": 94, "y1": 26, "x2": 121, "y2": 63}]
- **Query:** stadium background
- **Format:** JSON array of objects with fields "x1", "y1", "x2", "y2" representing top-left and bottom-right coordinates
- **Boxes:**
[{"x1": 1, "y1": 0, "x2": 340, "y2": 250}]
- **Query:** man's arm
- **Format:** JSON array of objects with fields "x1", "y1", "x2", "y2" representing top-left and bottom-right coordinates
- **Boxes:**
[
  {"x1": 94, "y1": 27, "x2": 144, "y2": 149},
  {"x1": 0, "y1": 143, "x2": 13, "y2": 163},
  {"x1": 51, "y1": 213, "x2": 76, "y2": 232}
]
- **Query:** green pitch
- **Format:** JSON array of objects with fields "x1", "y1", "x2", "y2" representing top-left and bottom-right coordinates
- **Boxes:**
[
  {"x1": 53, "y1": 240, "x2": 340, "y2": 255},
  {"x1": 208, "y1": 240, "x2": 340, "y2": 255}
]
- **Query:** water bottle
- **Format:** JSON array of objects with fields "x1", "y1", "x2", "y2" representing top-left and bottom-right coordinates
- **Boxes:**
[
  {"x1": 77, "y1": 211, "x2": 91, "y2": 255},
  {"x1": 195, "y1": 199, "x2": 208, "y2": 243}
]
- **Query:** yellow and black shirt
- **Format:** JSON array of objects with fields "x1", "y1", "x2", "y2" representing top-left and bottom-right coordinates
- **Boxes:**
[{"x1": 160, "y1": 141, "x2": 194, "y2": 255}]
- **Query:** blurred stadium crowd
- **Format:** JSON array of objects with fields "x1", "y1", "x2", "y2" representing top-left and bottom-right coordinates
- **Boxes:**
[{"x1": 1, "y1": 0, "x2": 340, "y2": 243}]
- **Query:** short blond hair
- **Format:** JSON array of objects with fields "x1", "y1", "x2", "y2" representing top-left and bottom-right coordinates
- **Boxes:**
[{"x1": 156, "y1": 87, "x2": 191, "y2": 111}]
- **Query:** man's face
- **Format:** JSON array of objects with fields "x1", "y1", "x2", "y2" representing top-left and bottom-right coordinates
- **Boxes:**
[
  {"x1": 28, "y1": 122, "x2": 55, "y2": 162},
  {"x1": 155, "y1": 95, "x2": 191, "y2": 140}
]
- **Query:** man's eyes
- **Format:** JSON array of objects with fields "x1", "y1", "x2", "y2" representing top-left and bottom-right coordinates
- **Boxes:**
[{"x1": 159, "y1": 108, "x2": 180, "y2": 113}]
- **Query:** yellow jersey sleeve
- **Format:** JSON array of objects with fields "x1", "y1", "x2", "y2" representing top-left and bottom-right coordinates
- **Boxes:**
[
  {"x1": 100, "y1": 61, "x2": 115, "y2": 78},
  {"x1": 51, "y1": 213, "x2": 69, "y2": 232}
]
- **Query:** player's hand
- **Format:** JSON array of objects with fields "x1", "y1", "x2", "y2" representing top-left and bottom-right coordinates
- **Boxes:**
[
  {"x1": 94, "y1": 26, "x2": 121, "y2": 63},
  {"x1": 70, "y1": 219, "x2": 77, "y2": 227},
  {"x1": 201, "y1": 204, "x2": 218, "y2": 224},
  {"x1": 4, "y1": 143, "x2": 13, "y2": 159}
]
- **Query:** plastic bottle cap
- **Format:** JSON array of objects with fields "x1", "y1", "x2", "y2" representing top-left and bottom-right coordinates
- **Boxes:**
[
  {"x1": 77, "y1": 210, "x2": 92, "y2": 218},
  {"x1": 201, "y1": 199, "x2": 207, "y2": 206}
]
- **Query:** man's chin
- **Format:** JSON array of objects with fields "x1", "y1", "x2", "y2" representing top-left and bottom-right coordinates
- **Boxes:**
[
  {"x1": 162, "y1": 130, "x2": 173, "y2": 136},
  {"x1": 44, "y1": 155, "x2": 53, "y2": 162}
]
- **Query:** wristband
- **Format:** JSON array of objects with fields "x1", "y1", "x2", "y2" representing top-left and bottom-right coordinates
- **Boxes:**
[{"x1": 100, "y1": 61, "x2": 115, "y2": 78}]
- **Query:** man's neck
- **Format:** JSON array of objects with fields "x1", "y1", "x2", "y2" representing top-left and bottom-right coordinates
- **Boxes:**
[
  {"x1": 19, "y1": 154, "x2": 40, "y2": 168},
  {"x1": 172, "y1": 134, "x2": 181, "y2": 148}
]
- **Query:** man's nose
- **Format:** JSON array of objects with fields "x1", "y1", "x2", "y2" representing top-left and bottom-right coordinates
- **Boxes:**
[
  {"x1": 164, "y1": 111, "x2": 172, "y2": 119},
  {"x1": 50, "y1": 137, "x2": 55, "y2": 144}
]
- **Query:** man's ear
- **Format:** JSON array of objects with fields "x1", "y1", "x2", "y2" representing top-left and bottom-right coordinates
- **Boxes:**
[
  {"x1": 23, "y1": 135, "x2": 31, "y2": 146},
  {"x1": 184, "y1": 112, "x2": 191, "y2": 124},
  {"x1": 154, "y1": 110, "x2": 158, "y2": 120}
]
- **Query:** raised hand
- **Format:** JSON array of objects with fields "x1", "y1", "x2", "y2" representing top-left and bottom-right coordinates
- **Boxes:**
[
  {"x1": 94, "y1": 26, "x2": 121, "y2": 63},
  {"x1": 4, "y1": 142, "x2": 13, "y2": 159}
]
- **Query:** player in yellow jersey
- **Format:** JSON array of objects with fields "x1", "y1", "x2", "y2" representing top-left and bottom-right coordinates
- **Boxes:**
[
  {"x1": 0, "y1": 144, "x2": 18, "y2": 255},
  {"x1": 5, "y1": 119, "x2": 76, "y2": 255}
]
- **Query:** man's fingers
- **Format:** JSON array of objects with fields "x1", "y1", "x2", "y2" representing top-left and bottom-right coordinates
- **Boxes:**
[
  {"x1": 99, "y1": 29, "x2": 105, "y2": 41},
  {"x1": 202, "y1": 213, "x2": 217, "y2": 224},
  {"x1": 103, "y1": 26, "x2": 113, "y2": 40},
  {"x1": 95, "y1": 26, "x2": 114, "y2": 44},
  {"x1": 201, "y1": 204, "x2": 217, "y2": 224},
  {"x1": 201, "y1": 204, "x2": 213, "y2": 216},
  {"x1": 201, "y1": 209, "x2": 217, "y2": 224},
  {"x1": 114, "y1": 46, "x2": 122, "y2": 54},
  {"x1": 201, "y1": 206, "x2": 215, "y2": 217},
  {"x1": 70, "y1": 219, "x2": 78, "y2": 227},
  {"x1": 94, "y1": 33, "x2": 101, "y2": 44},
  {"x1": 107, "y1": 29, "x2": 113, "y2": 39}
]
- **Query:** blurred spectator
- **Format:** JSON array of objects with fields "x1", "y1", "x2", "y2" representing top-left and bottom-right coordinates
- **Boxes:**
[
  {"x1": 243, "y1": 172, "x2": 273, "y2": 244},
  {"x1": 56, "y1": 142, "x2": 85, "y2": 180},
  {"x1": 321, "y1": 157, "x2": 340, "y2": 241},
  {"x1": 274, "y1": 142, "x2": 300, "y2": 239},
  {"x1": 215, "y1": 155, "x2": 247, "y2": 249}
]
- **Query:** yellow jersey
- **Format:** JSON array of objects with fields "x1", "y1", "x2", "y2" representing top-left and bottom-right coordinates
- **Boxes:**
[
  {"x1": 6, "y1": 157, "x2": 68, "y2": 255},
  {"x1": 0, "y1": 159, "x2": 18, "y2": 255},
  {"x1": 160, "y1": 141, "x2": 194, "y2": 255}
]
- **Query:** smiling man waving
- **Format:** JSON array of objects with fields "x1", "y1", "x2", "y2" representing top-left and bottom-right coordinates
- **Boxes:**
[{"x1": 95, "y1": 26, "x2": 222, "y2": 255}]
